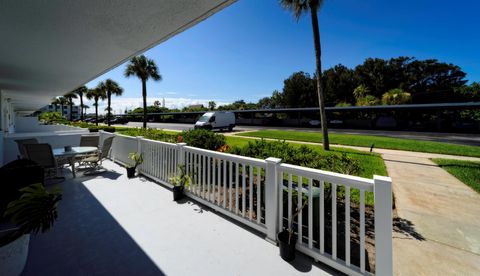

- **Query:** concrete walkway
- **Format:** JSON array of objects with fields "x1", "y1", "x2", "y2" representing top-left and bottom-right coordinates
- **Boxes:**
[{"x1": 235, "y1": 134, "x2": 480, "y2": 275}]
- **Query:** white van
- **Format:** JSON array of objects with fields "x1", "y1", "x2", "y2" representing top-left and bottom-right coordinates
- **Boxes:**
[{"x1": 194, "y1": 111, "x2": 236, "y2": 131}]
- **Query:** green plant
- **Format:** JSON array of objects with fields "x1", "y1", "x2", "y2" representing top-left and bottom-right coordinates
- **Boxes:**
[
  {"x1": 181, "y1": 129, "x2": 226, "y2": 151},
  {"x1": 356, "y1": 95, "x2": 380, "y2": 106},
  {"x1": 381, "y1": 88, "x2": 411, "y2": 105},
  {"x1": 117, "y1": 128, "x2": 177, "y2": 143},
  {"x1": 1, "y1": 184, "x2": 62, "y2": 246},
  {"x1": 228, "y1": 139, "x2": 360, "y2": 175},
  {"x1": 169, "y1": 165, "x2": 192, "y2": 188},
  {"x1": 38, "y1": 111, "x2": 68, "y2": 124},
  {"x1": 128, "y1": 152, "x2": 144, "y2": 168}
]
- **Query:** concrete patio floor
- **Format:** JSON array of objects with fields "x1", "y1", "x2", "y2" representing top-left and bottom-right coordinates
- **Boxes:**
[{"x1": 22, "y1": 161, "x2": 339, "y2": 276}]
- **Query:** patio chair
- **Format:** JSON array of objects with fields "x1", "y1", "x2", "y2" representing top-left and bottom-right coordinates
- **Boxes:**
[
  {"x1": 14, "y1": 138, "x2": 38, "y2": 159},
  {"x1": 23, "y1": 143, "x2": 64, "y2": 180},
  {"x1": 76, "y1": 135, "x2": 100, "y2": 166},
  {"x1": 79, "y1": 135, "x2": 99, "y2": 147},
  {"x1": 83, "y1": 137, "x2": 114, "y2": 175}
]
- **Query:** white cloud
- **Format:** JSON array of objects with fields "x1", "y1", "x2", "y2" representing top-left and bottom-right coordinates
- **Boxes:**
[{"x1": 78, "y1": 97, "x2": 231, "y2": 114}]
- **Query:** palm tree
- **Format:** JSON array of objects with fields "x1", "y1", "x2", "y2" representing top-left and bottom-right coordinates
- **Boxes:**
[
  {"x1": 280, "y1": 0, "x2": 329, "y2": 150},
  {"x1": 86, "y1": 87, "x2": 106, "y2": 126},
  {"x1": 124, "y1": 55, "x2": 162, "y2": 128},
  {"x1": 58, "y1": 96, "x2": 68, "y2": 118},
  {"x1": 51, "y1": 98, "x2": 61, "y2": 112},
  {"x1": 72, "y1": 86, "x2": 88, "y2": 121},
  {"x1": 64, "y1": 92, "x2": 78, "y2": 121},
  {"x1": 98, "y1": 79, "x2": 124, "y2": 126},
  {"x1": 82, "y1": 104, "x2": 90, "y2": 118}
]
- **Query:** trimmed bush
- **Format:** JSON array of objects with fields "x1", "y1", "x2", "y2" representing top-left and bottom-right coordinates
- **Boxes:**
[
  {"x1": 228, "y1": 139, "x2": 360, "y2": 175},
  {"x1": 180, "y1": 129, "x2": 226, "y2": 151},
  {"x1": 117, "y1": 128, "x2": 177, "y2": 143}
]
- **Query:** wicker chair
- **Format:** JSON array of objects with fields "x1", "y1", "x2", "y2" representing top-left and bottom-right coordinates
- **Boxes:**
[
  {"x1": 14, "y1": 138, "x2": 38, "y2": 159},
  {"x1": 83, "y1": 137, "x2": 114, "y2": 175}
]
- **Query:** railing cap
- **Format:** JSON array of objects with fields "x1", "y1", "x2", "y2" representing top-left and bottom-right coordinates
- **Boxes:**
[
  {"x1": 265, "y1": 157, "x2": 282, "y2": 164},
  {"x1": 374, "y1": 175, "x2": 392, "y2": 183},
  {"x1": 177, "y1": 142, "x2": 187, "y2": 146}
]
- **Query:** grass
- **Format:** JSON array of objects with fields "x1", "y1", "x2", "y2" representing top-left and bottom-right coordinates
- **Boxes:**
[
  {"x1": 237, "y1": 130, "x2": 480, "y2": 157},
  {"x1": 432, "y1": 159, "x2": 480, "y2": 193}
]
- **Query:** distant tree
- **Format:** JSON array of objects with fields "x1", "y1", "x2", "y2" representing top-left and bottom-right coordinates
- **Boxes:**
[
  {"x1": 98, "y1": 79, "x2": 123, "y2": 126},
  {"x1": 381, "y1": 88, "x2": 412, "y2": 105},
  {"x1": 153, "y1": 100, "x2": 161, "y2": 107},
  {"x1": 257, "y1": 97, "x2": 273, "y2": 109},
  {"x1": 72, "y1": 85, "x2": 88, "y2": 121},
  {"x1": 64, "y1": 92, "x2": 78, "y2": 121},
  {"x1": 322, "y1": 64, "x2": 357, "y2": 104},
  {"x1": 280, "y1": 0, "x2": 329, "y2": 150},
  {"x1": 51, "y1": 98, "x2": 61, "y2": 112},
  {"x1": 208, "y1": 101, "x2": 216, "y2": 110},
  {"x1": 86, "y1": 88, "x2": 106, "y2": 126},
  {"x1": 58, "y1": 96, "x2": 68, "y2": 118},
  {"x1": 454, "y1": 82, "x2": 480, "y2": 102},
  {"x1": 282, "y1": 71, "x2": 316, "y2": 108},
  {"x1": 125, "y1": 55, "x2": 161, "y2": 128}
]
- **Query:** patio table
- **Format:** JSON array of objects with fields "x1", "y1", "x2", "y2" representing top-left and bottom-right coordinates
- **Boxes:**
[{"x1": 53, "y1": 146, "x2": 97, "y2": 178}]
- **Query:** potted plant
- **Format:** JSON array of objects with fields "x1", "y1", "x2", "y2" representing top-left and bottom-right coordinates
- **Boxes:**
[
  {"x1": 1, "y1": 183, "x2": 62, "y2": 276},
  {"x1": 277, "y1": 189, "x2": 308, "y2": 262},
  {"x1": 169, "y1": 165, "x2": 191, "y2": 201},
  {"x1": 126, "y1": 152, "x2": 143, "y2": 178}
]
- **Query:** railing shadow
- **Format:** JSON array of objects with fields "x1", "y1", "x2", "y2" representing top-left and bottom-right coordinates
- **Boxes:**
[{"x1": 23, "y1": 178, "x2": 165, "y2": 275}]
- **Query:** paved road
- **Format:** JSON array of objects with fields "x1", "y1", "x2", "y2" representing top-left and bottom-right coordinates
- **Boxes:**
[{"x1": 118, "y1": 122, "x2": 480, "y2": 146}]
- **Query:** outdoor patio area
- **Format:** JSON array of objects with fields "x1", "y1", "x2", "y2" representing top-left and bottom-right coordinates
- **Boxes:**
[{"x1": 22, "y1": 160, "x2": 340, "y2": 276}]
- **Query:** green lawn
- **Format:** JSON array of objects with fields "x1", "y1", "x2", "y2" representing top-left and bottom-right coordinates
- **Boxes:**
[
  {"x1": 432, "y1": 159, "x2": 480, "y2": 193},
  {"x1": 236, "y1": 130, "x2": 480, "y2": 157}
]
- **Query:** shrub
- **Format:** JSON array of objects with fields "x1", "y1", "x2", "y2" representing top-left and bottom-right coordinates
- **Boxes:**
[
  {"x1": 117, "y1": 128, "x2": 178, "y2": 143},
  {"x1": 38, "y1": 112, "x2": 68, "y2": 124},
  {"x1": 356, "y1": 95, "x2": 380, "y2": 106},
  {"x1": 88, "y1": 126, "x2": 116, "y2": 133},
  {"x1": 181, "y1": 129, "x2": 226, "y2": 151},
  {"x1": 381, "y1": 88, "x2": 411, "y2": 105},
  {"x1": 228, "y1": 139, "x2": 360, "y2": 175}
]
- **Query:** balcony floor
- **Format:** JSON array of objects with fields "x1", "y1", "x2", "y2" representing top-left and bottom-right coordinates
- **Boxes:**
[{"x1": 22, "y1": 160, "x2": 338, "y2": 276}]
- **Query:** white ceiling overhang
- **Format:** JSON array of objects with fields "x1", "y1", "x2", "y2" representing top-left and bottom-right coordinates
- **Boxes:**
[{"x1": 0, "y1": 0, "x2": 236, "y2": 111}]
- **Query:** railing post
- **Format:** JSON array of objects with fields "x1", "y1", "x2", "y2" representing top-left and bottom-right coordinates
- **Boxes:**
[
  {"x1": 374, "y1": 175, "x2": 393, "y2": 276},
  {"x1": 177, "y1": 143, "x2": 187, "y2": 175},
  {"x1": 136, "y1": 136, "x2": 144, "y2": 171},
  {"x1": 265, "y1": 157, "x2": 282, "y2": 244}
]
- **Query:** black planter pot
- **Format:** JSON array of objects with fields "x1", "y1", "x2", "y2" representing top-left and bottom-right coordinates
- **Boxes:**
[
  {"x1": 278, "y1": 230, "x2": 297, "y2": 262},
  {"x1": 173, "y1": 186, "x2": 184, "y2": 201},
  {"x1": 126, "y1": 167, "x2": 136, "y2": 178}
]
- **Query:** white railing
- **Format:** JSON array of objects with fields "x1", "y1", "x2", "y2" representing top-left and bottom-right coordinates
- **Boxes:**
[
  {"x1": 277, "y1": 164, "x2": 392, "y2": 276},
  {"x1": 99, "y1": 131, "x2": 392, "y2": 276}
]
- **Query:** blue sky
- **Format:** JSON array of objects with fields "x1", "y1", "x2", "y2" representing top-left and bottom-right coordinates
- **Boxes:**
[{"x1": 84, "y1": 0, "x2": 480, "y2": 114}]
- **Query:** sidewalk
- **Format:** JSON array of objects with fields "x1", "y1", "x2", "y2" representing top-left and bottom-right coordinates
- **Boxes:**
[{"x1": 234, "y1": 134, "x2": 480, "y2": 275}]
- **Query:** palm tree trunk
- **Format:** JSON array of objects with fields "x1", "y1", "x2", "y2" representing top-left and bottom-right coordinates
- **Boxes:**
[
  {"x1": 69, "y1": 102, "x2": 73, "y2": 121},
  {"x1": 60, "y1": 104, "x2": 64, "y2": 117},
  {"x1": 142, "y1": 79, "x2": 147, "y2": 129},
  {"x1": 80, "y1": 94, "x2": 84, "y2": 121},
  {"x1": 310, "y1": 7, "x2": 330, "y2": 150},
  {"x1": 107, "y1": 92, "x2": 111, "y2": 126},
  {"x1": 95, "y1": 100, "x2": 99, "y2": 126}
]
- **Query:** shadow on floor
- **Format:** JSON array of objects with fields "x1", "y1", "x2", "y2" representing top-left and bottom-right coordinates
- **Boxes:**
[
  {"x1": 393, "y1": 217, "x2": 425, "y2": 241},
  {"x1": 22, "y1": 178, "x2": 165, "y2": 276}
]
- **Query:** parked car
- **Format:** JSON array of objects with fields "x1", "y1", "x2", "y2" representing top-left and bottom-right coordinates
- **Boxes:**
[
  {"x1": 109, "y1": 116, "x2": 129, "y2": 124},
  {"x1": 194, "y1": 111, "x2": 235, "y2": 131}
]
